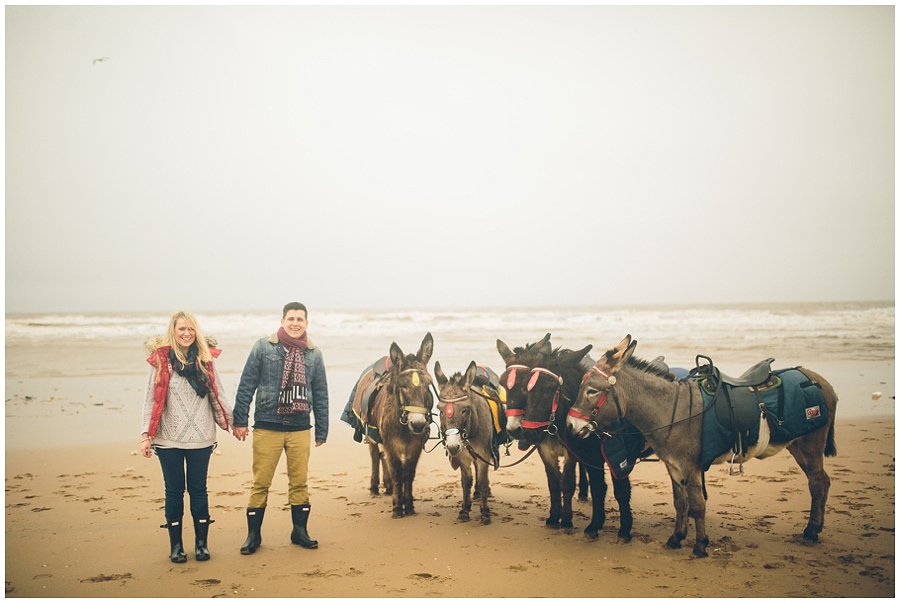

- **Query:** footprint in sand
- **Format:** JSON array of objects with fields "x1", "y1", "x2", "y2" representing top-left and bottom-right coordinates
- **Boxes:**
[{"x1": 80, "y1": 573, "x2": 133, "y2": 583}]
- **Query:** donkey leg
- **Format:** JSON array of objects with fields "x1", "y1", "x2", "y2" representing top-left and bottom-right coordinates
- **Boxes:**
[
  {"x1": 560, "y1": 460, "x2": 577, "y2": 530},
  {"x1": 543, "y1": 466, "x2": 563, "y2": 528},
  {"x1": 387, "y1": 455, "x2": 405, "y2": 518},
  {"x1": 788, "y1": 442, "x2": 831, "y2": 543},
  {"x1": 583, "y1": 465, "x2": 607, "y2": 540},
  {"x1": 665, "y1": 473, "x2": 690, "y2": 550},
  {"x1": 402, "y1": 451, "x2": 423, "y2": 517},
  {"x1": 381, "y1": 449, "x2": 393, "y2": 496},
  {"x1": 578, "y1": 462, "x2": 589, "y2": 500},
  {"x1": 475, "y1": 460, "x2": 491, "y2": 525},
  {"x1": 368, "y1": 443, "x2": 381, "y2": 495},
  {"x1": 612, "y1": 476, "x2": 633, "y2": 543},
  {"x1": 458, "y1": 461, "x2": 473, "y2": 522},
  {"x1": 685, "y1": 471, "x2": 709, "y2": 557}
]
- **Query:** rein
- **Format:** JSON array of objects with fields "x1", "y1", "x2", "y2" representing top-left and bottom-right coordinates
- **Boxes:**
[{"x1": 436, "y1": 388, "x2": 539, "y2": 469}]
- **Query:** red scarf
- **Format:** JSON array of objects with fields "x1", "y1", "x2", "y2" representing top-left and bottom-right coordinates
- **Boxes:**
[{"x1": 276, "y1": 328, "x2": 309, "y2": 416}]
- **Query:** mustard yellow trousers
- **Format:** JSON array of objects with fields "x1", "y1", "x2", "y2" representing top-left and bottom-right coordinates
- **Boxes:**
[{"x1": 248, "y1": 428, "x2": 311, "y2": 508}]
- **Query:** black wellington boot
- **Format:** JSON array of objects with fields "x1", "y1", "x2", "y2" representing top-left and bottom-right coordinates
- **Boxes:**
[
  {"x1": 194, "y1": 517, "x2": 214, "y2": 561},
  {"x1": 240, "y1": 507, "x2": 265, "y2": 555},
  {"x1": 160, "y1": 519, "x2": 187, "y2": 563},
  {"x1": 290, "y1": 504, "x2": 318, "y2": 549}
]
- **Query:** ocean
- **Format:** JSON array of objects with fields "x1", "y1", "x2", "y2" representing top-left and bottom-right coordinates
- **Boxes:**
[
  {"x1": 5, "y1": 302, "x2": 894, "y2": 448},
  {"x1": 6, "y1": 301, "x2": 894, "y2": 365}
]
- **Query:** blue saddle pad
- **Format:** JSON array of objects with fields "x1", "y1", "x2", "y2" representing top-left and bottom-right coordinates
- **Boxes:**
[{"x1": 699, "y1": 368, "x2": 829, "y2": 471}]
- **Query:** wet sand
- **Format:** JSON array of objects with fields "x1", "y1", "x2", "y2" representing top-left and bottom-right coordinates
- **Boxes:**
[{"x1": 4, "y1": 341, "x2": 895, "y2": 598}]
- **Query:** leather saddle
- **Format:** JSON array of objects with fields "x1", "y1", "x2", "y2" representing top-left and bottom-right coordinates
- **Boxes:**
[
  {"x1": 693, "y1": 355, "x2": 782, "y2": 455},
  {"x1": 351, "y1": 356, "x2": 392, "y2": 443}
]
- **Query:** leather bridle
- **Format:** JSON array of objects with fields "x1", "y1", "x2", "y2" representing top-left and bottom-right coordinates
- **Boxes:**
[{"x1": 504, "y1": 364, "x2": 564, "y2": 432}]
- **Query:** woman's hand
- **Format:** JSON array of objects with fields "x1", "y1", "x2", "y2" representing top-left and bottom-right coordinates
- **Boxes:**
[
  {"x1": 233, "y1": 427, "x2": 249, "y2": 441},
  {"x1": 140, "y1": 436, "x2": 153, "y2": 458}
]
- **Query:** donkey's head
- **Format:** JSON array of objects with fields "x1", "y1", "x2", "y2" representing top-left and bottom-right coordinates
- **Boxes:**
[
  {"x1": 568, "y1": 335, "x2": 636, "y2": 439},
  {"x1": 434, "y1": 360, "x2": 478, "y2": 457},
  {"x1": 513, "y1": 344, "x2": 593, "y2": 446},
  {"x1": 497, "y1": 333, "x2": 554, "y2": 442},
  {"x1": 388, "y1": 332, "x2": 435, "y2": 435}
]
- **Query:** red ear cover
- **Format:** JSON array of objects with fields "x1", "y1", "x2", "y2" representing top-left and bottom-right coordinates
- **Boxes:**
[
  {"x1": 506, "y1": 369, "x2": 517, "y2": 390},
  {"x1": 527, "y1": 371, "x2": 540, "y2": 392}
]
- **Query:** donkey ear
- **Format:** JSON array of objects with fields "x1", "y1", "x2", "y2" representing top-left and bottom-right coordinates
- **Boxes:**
[
  {"x1": 434, "y1": 361, "x2": 448, "y2": 387},
  {"x1": 561, "y1": 344, "x2": 593, "y2": 366},
  {"x1": 535, "y1": 333, "x2": 552, "y2": 355},
  {"x1": 463, "y1": 361, "x2": 478, "y2": 389},
  {"x1": 390, "y1": 342, "x2": 405, "y2": 369},
  {"x1": 606, "y1": 336, "x2": 637, "y2": 373},
  {"x1": 600, "y1": 335, "x2": 630, "y2": 370},
  {"x1": 417, "y1": 332, "x2": 434, "y2": 365},
  {"x1": 613, "y1": 334, "x2": 632, "y2": 353},
  {"x1": 497, "y1": 339, "x2": 514, "y2": 363}
]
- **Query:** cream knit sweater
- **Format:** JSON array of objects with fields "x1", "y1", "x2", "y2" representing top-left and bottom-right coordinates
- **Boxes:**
[{"x1": 141, "y1": 363, "x2": 232, "y2": 449}]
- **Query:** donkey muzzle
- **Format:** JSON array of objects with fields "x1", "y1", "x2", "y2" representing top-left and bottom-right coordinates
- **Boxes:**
[
  {"x1": 406, "y1": 412, "x2": 429, "y2": 434},
  {"x1": 566, "y1": 415, "x2": 592, "y2": 439}
]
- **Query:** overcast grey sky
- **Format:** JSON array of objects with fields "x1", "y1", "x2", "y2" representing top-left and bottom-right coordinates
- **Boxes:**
[{"x1": 6, "y1": 5, "x2": 894, "y2": 314}]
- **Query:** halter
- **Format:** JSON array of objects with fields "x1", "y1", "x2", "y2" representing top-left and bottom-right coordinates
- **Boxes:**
[
  {"x1": 438, "y1": 393, "x2": 469, "y2": 421},
  {"x1": 568, "y1": 366, "x2": 622, "y2": 430},
  {"x1": 504, "y1": 364, "x2": 564, "y2": 431},
  {"x1": 395, "y1": 367, "x2": 433, "y2": 425}
]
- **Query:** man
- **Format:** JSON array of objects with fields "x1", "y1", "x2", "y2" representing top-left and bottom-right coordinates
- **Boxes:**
[{"x1": 232, "y1": 302, "x2": 329, "y2": 554}]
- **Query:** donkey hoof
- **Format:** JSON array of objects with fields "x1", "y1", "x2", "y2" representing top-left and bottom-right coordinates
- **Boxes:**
[
  {"x1": 802, "y1": 527, "x2": 820, "y2": 544},
  {"x1": 561, "y1": 520, "x2": 574, "y2": 530},
  {"x1": 665, "y1": 535, "x2": 683, "y2": 549},
  {"x1": 583, "y1": 529, "x2": 599, "y2": 541},
  {"x1": 692, "y1": 545, "x2": 709, "y2": 558},
  {"x1": 617, "y1": 533, "x2": 633, "y2": 544},
  {"x1": 458, "y1": 512, "x2": 470, "y2": 522},
  {"x1": 481, "y1": 515, "x2": 491, "y2": 526},
  {"x1": 545, "y1": 518, "x2": 561, "y2": 529}
]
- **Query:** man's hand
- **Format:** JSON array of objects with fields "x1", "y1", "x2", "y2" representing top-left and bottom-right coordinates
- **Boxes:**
[{"x1": 233, "y1": 427, "x2": 249, "y2": 441}]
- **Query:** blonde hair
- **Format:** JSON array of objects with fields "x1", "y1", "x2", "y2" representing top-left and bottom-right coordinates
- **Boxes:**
[{"x1": 164, "y1": 310, "x2": 213, "y2": 376}]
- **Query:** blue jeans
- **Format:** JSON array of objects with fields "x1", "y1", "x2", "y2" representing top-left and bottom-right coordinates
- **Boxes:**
[{"x1": 155, "y1": 445, "x2": 214, "y2": 521}]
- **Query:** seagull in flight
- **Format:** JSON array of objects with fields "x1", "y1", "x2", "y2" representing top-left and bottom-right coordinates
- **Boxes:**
[{"x1": 92, "y1": 57, "x2": 109, "y2": 65}]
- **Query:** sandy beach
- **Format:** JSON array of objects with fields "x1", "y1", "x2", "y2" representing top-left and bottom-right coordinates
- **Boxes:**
[{"x1": 5, "y1": 335, "x2": 895, "y2": 598}]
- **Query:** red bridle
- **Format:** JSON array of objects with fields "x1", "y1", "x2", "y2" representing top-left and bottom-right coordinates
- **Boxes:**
[
  {"x1": 503, "y1": 364, "x2": 563, "y2": 429},
  {"x1": 568, "y1": 366, "x2": 616, "y2": 421}
]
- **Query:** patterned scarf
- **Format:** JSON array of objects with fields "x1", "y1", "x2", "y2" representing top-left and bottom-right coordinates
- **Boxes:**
[
  {"x1": 168, "y1": 346, "x2": 210, "y2": 398},
  {"x1": 276, "y1": 327, "x2": 309, "y2": 416}
]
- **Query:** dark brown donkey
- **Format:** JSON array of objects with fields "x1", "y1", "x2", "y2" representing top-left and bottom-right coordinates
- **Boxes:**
[
  {"x1": 498, "y1": 334, "x2": 639, "y2": 542},
  {"x1": 568, "y1": 335, "x2": 838, "y2": 556},
  {"x1": 367, "y1": 333, "x2": 435, "y2": 518},
  {"x1": 434, "y1": 360, "x2": 500, "y2": 525}
]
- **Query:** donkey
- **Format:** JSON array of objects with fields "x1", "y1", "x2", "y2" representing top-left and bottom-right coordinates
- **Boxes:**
[
  {"x1": 434, "y1": 360, "x2": 501, "y2": 525},
  {"x1": 367, "y1": 333, "x2": 435, "y2": 518},
  {"x1": 497, "y1": 334, "x2": 639, "y2": 542},
  {"x1": 567, "y1": 335, "x2": 838, "y2": 557}
]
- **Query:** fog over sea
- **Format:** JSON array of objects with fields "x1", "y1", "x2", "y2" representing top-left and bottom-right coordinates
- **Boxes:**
[{"x1": 5, "y1": 301, "x2": 894, "y2": 448}]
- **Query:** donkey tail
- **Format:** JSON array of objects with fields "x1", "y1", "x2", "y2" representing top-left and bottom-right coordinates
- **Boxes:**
[{"x1": 824, "y1": 421, "x2": 837, "y2": 457}]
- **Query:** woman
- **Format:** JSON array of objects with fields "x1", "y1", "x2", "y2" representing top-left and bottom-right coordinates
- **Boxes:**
[{"x1": 141, "y1": 311, "x2": 233, "y2": 563}]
